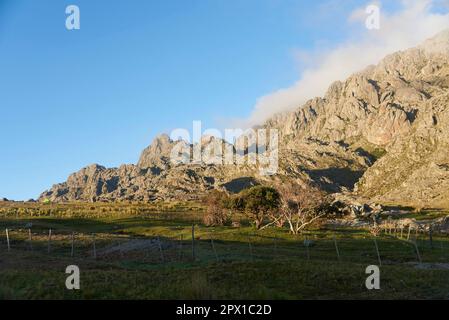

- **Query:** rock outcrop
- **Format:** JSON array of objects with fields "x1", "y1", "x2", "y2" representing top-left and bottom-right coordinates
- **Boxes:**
[
  {"x1": 40, "y1": 30, "x2": 449, "y2": 207},
  {"x1": 40, "y1": 133, "x2": 368, "y2": 202}
]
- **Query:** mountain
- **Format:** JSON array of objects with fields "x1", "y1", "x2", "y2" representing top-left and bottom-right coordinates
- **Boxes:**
[{"x1": 40, "y1": 30, "x2": 449, "y2": 207}]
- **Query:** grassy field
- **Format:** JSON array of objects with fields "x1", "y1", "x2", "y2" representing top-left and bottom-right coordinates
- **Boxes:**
[{"x1": 0, "y1": 202, "x2": 448, "y2": 300}]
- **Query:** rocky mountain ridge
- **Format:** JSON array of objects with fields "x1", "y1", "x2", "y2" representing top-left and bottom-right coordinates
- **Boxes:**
[{"x1": 40, "y1": 30, "x2": 449, "y2": 207}]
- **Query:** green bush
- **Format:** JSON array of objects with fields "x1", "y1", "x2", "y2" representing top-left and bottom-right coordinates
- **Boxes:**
[{"x1": 227, "y1": 186, "x2": 280, "y2": 229}]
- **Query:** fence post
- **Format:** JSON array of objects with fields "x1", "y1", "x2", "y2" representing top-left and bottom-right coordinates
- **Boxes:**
[
  {"x1": 333, "y1": 236, "x2": 341, "y2": 262},
  {"x1": 305, "y1": 236, "x2": 310, "y2": 261},
  {"x1": 210, "y1": 238, "x2": 219, "y2": 262},
  {"x1": 273, "y1": 236, "x2": 278, "y2": 258},
  {"x1": 28, "y1": 228, "x2": 33, "y2": 251},
  {"x1": 145, "y1": 245, "x2": 149, "y2": 260},
  {"x1": 373, "y1": 238, "x2": 382, "y2": 266},
  {"x1": 158, "y1": 237, "x2": 165, "y2": 263},
  {"x1": 5, "y1": 228, "x2": 10, "y2": 252},
  {"x1": 47, "y1": 229, "x2": 52, "y2": 254},
  {"x1": 248, "y1": 236, "x2": 254, "y2": 262},
  {"x1": 71, "y1": 232, "x2": 75, "y2": 257},
  {"x1": 413, "y1": 239, "x2": 422, "y2": 263},
  {"x1": 191, "y1": 224, "x2": 196, "y2": 261},
  {"x1": 178, "y1": 234, "x2": 183, "y2": 262},
  {"x1": 429, "y1": 225, "x2": 434, "y2": 249},
  {"x1": 119, "y1": 240, "x2": 123, "y2": 259},
  {"x1": 92, "y1": 234, "x2": 97, "y2": 259},
  {"x1": 407, "y1": 225, "x2": 411, "y2": 241}
]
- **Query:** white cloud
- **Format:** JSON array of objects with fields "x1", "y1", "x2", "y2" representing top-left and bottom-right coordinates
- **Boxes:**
[{"x1": 241, "y1": 0, "x2": 449, "y2": 128}]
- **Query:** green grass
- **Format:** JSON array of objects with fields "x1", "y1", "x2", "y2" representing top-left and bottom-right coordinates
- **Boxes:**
[
  {"x1": 1, "y1": 258, "x2": 448, "y2": 300},
  {"x1": 0, "y1": 202, "x2": 448, "y2": 299},
  {"x1": 397, "y1": 209, "x2": 449, "y2": 221}
]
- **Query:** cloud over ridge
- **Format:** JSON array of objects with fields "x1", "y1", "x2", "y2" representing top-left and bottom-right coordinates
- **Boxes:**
[{"x1": 243, "y1": 0, "x2": 449, "y2": 127}]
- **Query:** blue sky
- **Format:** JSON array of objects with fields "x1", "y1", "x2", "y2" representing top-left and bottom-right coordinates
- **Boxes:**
[{"x1": 0, "y1": 0, "x2": 447, "y2": 200}]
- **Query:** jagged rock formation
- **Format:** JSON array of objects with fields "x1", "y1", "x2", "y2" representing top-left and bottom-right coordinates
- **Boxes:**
[
  {"x1": 355, "y1": 92, "x2": 449, "y2": 207},
  {"x1": 266, "y1": 29, "x2": 449, "y2": 207},
  {"x1": 40, "y1": 134, "x2": 367, "y2": 202},
  {"x1": 40, "y1": 30, "x2": 449, "y2": 207}
]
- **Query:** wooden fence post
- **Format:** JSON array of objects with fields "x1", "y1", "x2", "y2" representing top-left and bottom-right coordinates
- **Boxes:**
[
  {"x1": 47, "y1": 229, "x2": 52, "y2": 253},
  {"x1": 413, "y1": 240, "x2": 422, "y2": 263},
  {"x1": 145, "y1": 245, "x2": 149, "y2": 260},
  {"x1": 407, "y1": 225, "x2": 411, "y2": 241},
  {"x1": 429, "y1": 225, "x2": 434, "y2": 249},
  {"x1": 158, "y1": 237, "x2": 165, "y2": 263},
  {"x1": 92, "y1": 234, "x2": 97, "y2": 259},
  {"x1": 373, "y1": 238, "x2": 382, "y2": 266},
  {"x1": 333, "y1": 236, "x2": 341, "y2": 262},
  {"x1": 191, "y1": 224, "x2": 196, "y2": 261},
  {"x1": 5, "y1": 228, "x2": 10, "y2": 252},
  {"x1": 28, "y1": 228, "x2": 33, "y2": 251},
  {"x1": 71, "y1": 232, "x2": 75, "y2": 257},
  {"x1": 211, "y1": 238, "x2": 218, "y2": 262},
  {"x1": 248, "y1": 236, "x2": 254, "y2": 262},
  {"x1": 178, "y1": 234, "x2": 183, "y2": 261},
  {"x1": 273, "y1": 236, "x2": 278, "y2": 258},
  {"x1": 305, "y1": 236, "x2": 310, "y2": 261},
  {"x1": 119, "y1": 240, "x2": 123, "y2": 259}
]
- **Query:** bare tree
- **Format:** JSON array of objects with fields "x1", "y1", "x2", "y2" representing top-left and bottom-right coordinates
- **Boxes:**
[
  {"x1": 276, "y1": 183, "x2": 329, "y2": 235},
  {"x1": 202, "y1": 190, "x2": 230, "y2": 226}
]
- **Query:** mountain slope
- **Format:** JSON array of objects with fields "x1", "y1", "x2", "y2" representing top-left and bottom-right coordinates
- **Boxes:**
[
  {"x1": 355, "y1": 92, "x2": 449, "y2": 207},
  {"x1": 40, "y1": 30, "x2": 449, "y2": 206}
]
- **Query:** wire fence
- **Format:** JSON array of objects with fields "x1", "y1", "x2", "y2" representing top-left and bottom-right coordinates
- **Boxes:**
[{"x1": 1, "y1": 225, "x2": 448, "y2": 267}]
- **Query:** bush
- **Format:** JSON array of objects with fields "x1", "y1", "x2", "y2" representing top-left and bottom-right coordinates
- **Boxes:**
[
  {"x1": 202, "y1": 191, "x2": 230, "y2": 226},
  {"x1": 228, "y1": 186, "x2": 280, "y2": 230}
]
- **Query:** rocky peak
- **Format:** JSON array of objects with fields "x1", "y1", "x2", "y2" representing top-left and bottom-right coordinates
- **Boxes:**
[
  {"x1": 39, "y1": 29, "x2": 449, "y2": 207},
  {"x1": 67, "y1": 164, "x2": 105, "y2": 183},
  {"x1": 265, "y1": 30, "x2": 449, "y2": 149},
  {"x1": 419, "y1": 29, "x2": 449, "y2": 56},
  {"x1": 137, "y1": 134, "x2": 174, "y2": 168}
]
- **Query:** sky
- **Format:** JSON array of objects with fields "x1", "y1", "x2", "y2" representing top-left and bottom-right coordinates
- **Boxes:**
[{"x1": 1, "y1": 0, "x2": 449, "y2": 200}]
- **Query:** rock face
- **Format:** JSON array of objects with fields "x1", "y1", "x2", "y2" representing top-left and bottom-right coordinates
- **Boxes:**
[
  {"x1": 40, "y1": 30, "x2": 449, "y2": 207},
  {"x1": 40, "y1": 134, "x2": 368, "y2": 202},
  {"x1": 137, "y1": 134, "x2": 174, "y2": 168},
  {"x1": 265, "y1": 29, "x2": 449, "y2": 207},
  {"x1": 355, "y1": 93, "x2": 449, "y2": 207}
]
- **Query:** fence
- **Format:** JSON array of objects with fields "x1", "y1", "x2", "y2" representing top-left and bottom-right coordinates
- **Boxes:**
[{"x1": 1, "y1": 225, "x2": 448, "y2": 267}]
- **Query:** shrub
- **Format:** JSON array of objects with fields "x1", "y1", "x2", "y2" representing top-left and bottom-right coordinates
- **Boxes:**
[
  {"x1": 229, "y1": 186, "x2": 280, "y2": 230},
  {"x1": 202, "y1": 190, "x2": 230, "y2": 226}
]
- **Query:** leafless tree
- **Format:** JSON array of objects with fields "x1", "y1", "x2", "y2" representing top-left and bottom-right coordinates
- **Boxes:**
[
  {"x1": 276, "y1": 183, "x2": 330, "y2": 235},
  {"x1": 202, "y1": 190, "x2": 230, "y2": 226}
]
